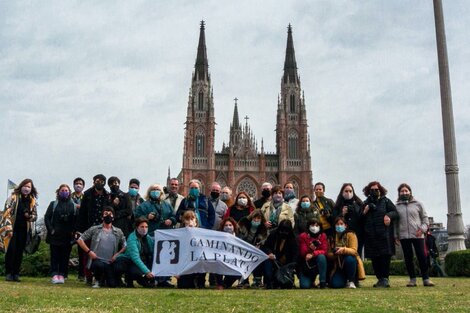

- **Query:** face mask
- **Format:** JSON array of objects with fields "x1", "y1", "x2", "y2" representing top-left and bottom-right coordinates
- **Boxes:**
[
  {"x1": 95, "y1": 183, "x2": 105, "y2": 191},
  {"x1": 237, "y1": 198, "x2": 248, "y2": 207},
  {"x1": 300, "y1": 202, "x2": 311, "y2": 209},
  {"x1": 284, "y1": 189, "x2": 295, "y2": 200},
  {"x1": 150, "y1": 190, "x2": 161, "y2": 199},
  {"x1": 399, "y1": 194, "x2": 410, "y2": 201},
  {"x1": 21, "y1": 186, "x2": 32, "y2": 195},
  {"x1": 74, "y1": 184, "x2": 84, "y2": 193},
  {"x1": 343, "y1": 192, "x2": 353, "y2": 200},
  {"x1": 110, "y1": 185, "x2": 120, "y2": 193},
  {"x1": 315, "y1": 191, "x2": 324, "y2": 198},
  {"x1": 137, "y1": 228, "x2": 148, "y2": 237},
  {"x1": 128, "y1": 188, "x2": 138, "y2": 197},
  {"x1": 370, "y1": 189, "x2": 380, "y2": 199},
  {"x1": 103, "y1": 215, "x2": 113, "y2": 224},
  {"x1": 310, "y1": 225, "x2": 320, "y2": 234},
  {"x1": 189, "y1": 188, "x2": 200, "y2": 198},
  {"x1": 210, "y1": 191, "x2": 220, "y2": 199},
  {"x1": 223, "y1": 225, "x2": 234, "y2": 234},
  {"x1": 220, "y1": 193, "x2": 229, "y2": 201},
  {"x1": 272, "y1": 194, "x2": 283, "y2": 204},
  {"x1": 59, "y1": 190, "x2": 70, "y2": 199},
  {"x1": 261, "y1": 190, "x2": 271, "y2": 198},
  {"x1": 251, "y1": 221, "x2": 261, "y2": 228},
  {"x1": 336, "y1": 225, "x2": 346, "y2": 233}
]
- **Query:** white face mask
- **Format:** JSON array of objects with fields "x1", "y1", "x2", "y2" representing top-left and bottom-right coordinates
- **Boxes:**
[
  {"x1": 309, "y1": 226, "x2": 320, "y2": 234},
  {"x1": 21, "y1": 186, "x2": 32, "y2": 195},
  {"x1": 237, "y1": 198, "x2": 248, "y2": 207},
  {"x1": 343, "y1": 192, "x2": 353, "y2": 200},
  {"x1": 137, "y1": 228, "x2": 148, "y2": 236}
]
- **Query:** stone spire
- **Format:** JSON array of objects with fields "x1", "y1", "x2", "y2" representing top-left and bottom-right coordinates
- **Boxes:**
[
  {"x1": 232, "y1": 97, "x2": 240, "y2": 128},
  {"x1": 283, "y1": 24, "x2": 299, "y2": 85},
  {"x1": 194, "y1": 20, "x2": 209, "y2": 81}
]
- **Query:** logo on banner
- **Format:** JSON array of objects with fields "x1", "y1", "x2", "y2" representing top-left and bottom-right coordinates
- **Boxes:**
[{"x1": 155, "y1": 240, "x2": 180, "y2": 264}]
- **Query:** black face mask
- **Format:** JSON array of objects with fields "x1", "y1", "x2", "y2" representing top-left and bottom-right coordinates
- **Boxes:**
[
  {"x1": 95, "y1": 183, "x2": 105, "y2": 191},
  {"x1": 103, "y1": 215, "x2": 113, "y2": 224},
  {"x1": 261, "y1": 190, "x2": 271, "y2": 198},
  {"x1": 210, "y1": 191, "x2": 220, "y2": 199},
  {"x1": 110, "y1": 185, "x2": 120, "y2": 193},
  {"x1": 370, "y1": 189, "x2": 380, "y2": 199}
]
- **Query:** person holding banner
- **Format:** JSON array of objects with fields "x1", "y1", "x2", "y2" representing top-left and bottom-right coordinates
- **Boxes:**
[
  {"x1": 262, "y1": 219, "x2": 298, "y2": 289},
  {"x1": 115, "y1": 218, "x2": 155, "y2": 288},
  {"x1": 214, "y1": 217, "x2": 240, "y2": 290},
  {"x1": 177, "y1": 211, "x2": 200, "y2": 288},
  {"x1": 2, "y1": 178, "x2": 38, "y2": 282}
]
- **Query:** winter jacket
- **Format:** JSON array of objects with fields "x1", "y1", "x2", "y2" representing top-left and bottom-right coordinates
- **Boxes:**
[
  {"x1": 262, "y1": 228, "x2": 298, "y2": 265},
  {"x1": 363, "y1": 196, "x2": 398, "y2": 257},
  {"x1": 224, "y1": 205, "x2": 254, "y2": 223},
  {"x1": 333, "y1": 200, "x2": 364, "y2": 240},
  {"x1": 134, "y1": 200, "x2": 176, "y2": 234},
  {"x1": 109, "y1": 189, "x2": 133, "y2": 236},
  {"x1": 294, "y1": 207, "x2": 320, "y2": 235},
  {"x1": 314, "y1": 196, "x2": 335, "y2": 233},
  {"x1": 238, "y1": 216, "x2": 268, "y2": 247},
  {"x1": 298, "y1": 232, "x2": 328, "y2": 259},
  {"x1": 260, "y1": 201, "x2": 295, "y2": 229},
  {"x1": 328, "y1": 231, "x2": 365, "y2": 281},
  {"x1": 119, "y1": 230, "x2": 154, "y2": 275},
  {"x1": 44, "y1": 199, "x2": 77, "y2": 246},
  {"x1": 164, "y1": 193, "x2": 185, "y2": 214},
  {"x1": 395, "y1": 198, "x2": 429, "y2": 240},
  {"x1": 76, "y1": 187, "x2": 111, "y2": 232},
  {"x1": 176, "y1": 194, "x2": 215, "y2": 229},
  {"x1": 210, "y1": 198, "x2": 228, "y2": 230}
]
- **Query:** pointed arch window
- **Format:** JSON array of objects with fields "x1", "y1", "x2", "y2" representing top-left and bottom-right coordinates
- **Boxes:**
[
  {"x1": 288, "y1": 130, "x2": 299, "y2": 159},
  {"x1": 195, "y1": 128, "x2": 205, "y2": 156},
  {"x1": 198, "y1": 92, "x2": 204, "y2": 110},
  {"x1": 290, "y1": 94, "x2": 296, "y2": 113}
]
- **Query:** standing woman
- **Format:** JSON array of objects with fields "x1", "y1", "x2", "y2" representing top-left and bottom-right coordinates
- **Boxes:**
[
  {"x1": 395, "y1": 183, "x2": 435, "y2": 287},
  {"x1": 2, "y1": 179, "x2": 38, "y2": 282},
  {"x1": 333, "y1": 183, "x2": 364, "y2": 258},
  {"x1": 44, "y1": 184, "x2": 77, "y2": 284},
  {"x1": 223, "y1": 191, "x2": 255, "y2": 223},
  {"x1": 294, "y1": 195, "x2": 320, "y2": 236},
  {"x1": 362, "y1": 181, "x2": 398, "y2": 288},
  {"x1": 261, "y1": 185, "x2": 295, "y2": 233}
]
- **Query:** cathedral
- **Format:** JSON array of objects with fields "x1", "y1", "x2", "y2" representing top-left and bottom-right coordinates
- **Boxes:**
[{"x1": 178, "y1": 21, "x2": 313, "y2": 198}]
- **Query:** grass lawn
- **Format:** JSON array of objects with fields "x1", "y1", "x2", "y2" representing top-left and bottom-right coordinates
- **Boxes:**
[{"x1": 0, "y1": 275, "x2": 468, "y2": 312}]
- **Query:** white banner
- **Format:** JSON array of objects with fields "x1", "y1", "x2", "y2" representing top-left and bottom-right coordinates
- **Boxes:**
[{"x1": 151, "y1": 227, "x2": 268, "y2": 279}]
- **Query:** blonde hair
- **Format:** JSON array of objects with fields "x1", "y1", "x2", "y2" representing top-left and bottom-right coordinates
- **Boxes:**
[
  {"x1": 145, "y1": 184, "x2": 164, "y2": 201},
  {"x1": 182, "y1": 211, "x2": 198, "y2": 227}
]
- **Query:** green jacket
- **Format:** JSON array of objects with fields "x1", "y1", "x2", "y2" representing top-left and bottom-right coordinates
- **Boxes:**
[
  {"x1": 134, "y1": 200, "x2": 176, "y2": 234},
  {"x1": 119, "y1": 230, "x2": 154, "y2": 275}
]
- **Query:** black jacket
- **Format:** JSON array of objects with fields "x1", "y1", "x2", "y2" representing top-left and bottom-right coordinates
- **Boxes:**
[
  {"x1": 44, "y1": 199, "x2": 76, "y2": 246},
  {"x1": 76, "y1": 187, "x2": 111, "y2": 232}
]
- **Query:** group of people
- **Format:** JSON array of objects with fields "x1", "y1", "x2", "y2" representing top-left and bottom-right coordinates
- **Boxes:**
[{"x1": 0, "y1": 176, "x2": 435, "y2": 289}]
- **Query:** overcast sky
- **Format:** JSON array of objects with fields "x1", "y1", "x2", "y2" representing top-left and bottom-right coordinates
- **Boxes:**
[{"x1": 1, "y1": 1, "x2": 469, "y2": 226}]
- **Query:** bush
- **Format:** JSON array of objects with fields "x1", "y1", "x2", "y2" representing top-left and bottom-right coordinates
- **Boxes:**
[
  {"x1": 363, "y1": 259, "x2": 422, "y2": 276},
  {"x1": 445, "y1": 249, "x2": 470, "y2": 277}
]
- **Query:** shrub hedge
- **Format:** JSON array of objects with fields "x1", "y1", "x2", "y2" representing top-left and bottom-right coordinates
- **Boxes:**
[{"x1": 444, "y1": 249, "x2": 470, "y2": 277}]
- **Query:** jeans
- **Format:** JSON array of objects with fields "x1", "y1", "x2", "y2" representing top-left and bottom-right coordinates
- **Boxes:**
[
  {"x1": 400, "y1": 238, "x2": 429, "y2": 280},
  {"x1": 299, "y1": 254, "x2": 327, "y2": 289},
  {"x1": 50, "y1": 244, "x2": 72, "y2": 276},
  {"x1": 90, "y1": 259, "x2": 119, "y2": 287},
  {"x1": 330, "y1": 255, "x2": 357, "y2": 288},
  {"x1": 114, "y1": 258, "x2": 154, "y2": 287}
]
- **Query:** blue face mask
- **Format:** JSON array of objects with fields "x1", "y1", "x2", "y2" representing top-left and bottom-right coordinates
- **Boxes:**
[
  {"x1": 336, "y1": 225, "x2": 346, "y2": 233},
  {"x1": 128, "y1": 188, "x2": 138, "y2": 197},
  {"x1": 189, "y1": 188, "x2": 200, "y2": 198},
  {"x1": 300, "y1": 202, "x2": 311, "y2": 209},
  {"x1": 150, "y1": 190, "x2": 161, "y2": 199},
  {"x1": 251, "y1": 221, "x2": 261, "y2": 228}
]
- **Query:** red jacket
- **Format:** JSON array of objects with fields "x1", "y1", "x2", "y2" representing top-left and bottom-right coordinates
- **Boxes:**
[{"x1": 298, "y1": 232, "x2": 328, "y2": 259}]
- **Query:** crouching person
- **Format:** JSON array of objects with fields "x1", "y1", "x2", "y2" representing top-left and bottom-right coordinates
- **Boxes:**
[
  {"x1": 77, "y1": 207, "x2": 126, "y2": 288},
  {"x1": 328, "y1": 217, "x2": 365, "y2": 289},
  {"x1": 115, "y1": 218, "x2": 155, "y2": 288}
]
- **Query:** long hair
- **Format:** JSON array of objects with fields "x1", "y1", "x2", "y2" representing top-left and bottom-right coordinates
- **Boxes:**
[
  {"x1": 234, "y1": 191, "x2": 254, "y2": 209},
  {"x1": 218, "y1": 216, "x2": 239, "y2": 235},
  {"x1": 295, "y1": 194, "x2": 313, "y2": 214},
  {"x1": 397, "y1": 183, "x2": 413, "y2": 201},
  {"x1": 362, "y1": 181, "x2": 387, "y2": 197},
  {"x1": 13, "y1": 178, "x2": 38, "y2": 198},
  {"x1": 334, "y1": 183, "x2": 363, "y2": 212},
  {"x1": 55, "y1": 184, "x2": 71, "y2": 200}
]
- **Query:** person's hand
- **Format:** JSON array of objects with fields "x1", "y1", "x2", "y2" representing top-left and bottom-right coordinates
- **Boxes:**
[
  {"x1": 113, "y1": 198, "x2": 120, "y2": 206},
  {"x1": 416, "y1": 228, "x2": 423, "y2": 237},
  {"x1": 24, "y1": 212, "x2": 30, "y2": 220},
  {"x1": 363, "y1": 205, "x2": 370, "y2": 215},
  {"x1": 384, "y1": 215, "x2": 391, "y2": 226},
  {"x1": 309, "y1": 243, "x2": 315, "y2": 250},
  {"x1": 395, "y1": 239, "x2": 401, "y2": 246},
  {"x1": 148, "y1": 213, "x2": 156, "y2": 220},
  {"x1": 265, "y1": 221, "x2": 272, "y2": 228},
  {"x1": 110, "y1": 253, "x2": 120, "y2": 263},
  {"x1": 145, "y1": 272, "x2": 154, "y2": 279},
  {"x1": 164, "y1": 219, "x2": 172, "y2": 226},
  {"x1": 88, "y1": 251, "x2": 98, "y2": 260},
  {"x1": 342, "y1": 206, "x2": 348, "y2": 216},
  {"x1": 305, "y1": 253, "x2": 313, "y2": 261},
  {"x1": 268, "y1": 253, "x2": 276, "y2": 260},
  {"x1": 76, "y1": 204, "x2": 81, "y2": 210},
  {"x1": 335, "y1": 247, "x2": 345, "y2": 255}
]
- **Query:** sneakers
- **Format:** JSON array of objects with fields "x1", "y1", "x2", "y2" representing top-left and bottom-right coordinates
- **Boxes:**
[
  {"x1": 373, "y1": 278, "x2": 390, "y2": 288},
  {"x1": 92, "y1": 281, "x2": 101, "y2": 288},
  {"x1": 5, "y1": 274, "x2": 14, "y2": 282},
  {"x1": 406, "y1": 278, "x2": 417, "y2": 287},
  {"x1": 319, "y1": 282, "x2": 327, "y2": 289},
  {"x1": 423, "y1": 279, "x2": 435, "y2": 287},
  {"x1": 52, "y1": 275, "x2": 65, "y2": 284},
  {"x1": 346, "y1": 281, "x2": 356, "y2": 289}
]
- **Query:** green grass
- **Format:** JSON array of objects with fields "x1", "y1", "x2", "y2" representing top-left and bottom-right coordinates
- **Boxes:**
[{"x1": 0, "y1": 276, "x2": 468, "y2": 312}]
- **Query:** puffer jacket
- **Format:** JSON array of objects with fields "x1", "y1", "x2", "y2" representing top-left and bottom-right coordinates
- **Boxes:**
[{"x1": 395, "y1": 198, "x2": 429, "y2": 240}]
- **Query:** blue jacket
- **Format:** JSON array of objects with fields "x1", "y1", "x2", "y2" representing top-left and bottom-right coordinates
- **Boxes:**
[
  {"x1": 176, "y1": 194, "x2": 215, "y2": 229},
  {"x1": 119, "y1": 230, "x2": 154, "y2": 275},
  {"x1": 134, "y1": 200, "x2": 176, "y2": 234}
]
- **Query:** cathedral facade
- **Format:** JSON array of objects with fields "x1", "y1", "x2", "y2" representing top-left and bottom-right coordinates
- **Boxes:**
[{"x1": 178, "y1": 22, "x2": 313, "y2": 198}]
